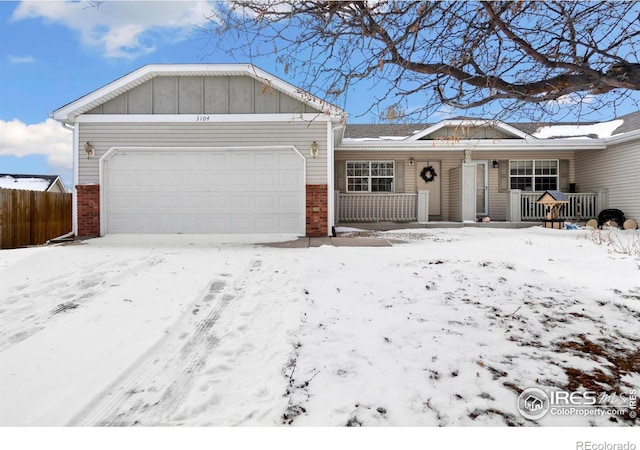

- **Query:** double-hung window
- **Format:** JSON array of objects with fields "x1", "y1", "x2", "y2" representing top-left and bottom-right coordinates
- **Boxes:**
[
  {"x1": 510, "y1": 160, "x2": 558, "y2": 191},
  {"x1": 346, "y1": 161, "x2": 394, "y2": 192}
]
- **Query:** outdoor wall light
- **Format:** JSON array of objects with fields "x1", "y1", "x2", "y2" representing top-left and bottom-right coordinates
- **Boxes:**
[
  {"x1": 85, "y1": 142, "x2": 94, "y2": 159},
  {"x1": 310, "y1": 140, "x2": 319, "y2": 158},
  {"x1": 409, "y1": 157, "x2": 415, "y2": 167},
  {"x1": 492, "y1": 160, "x2": 499, "y2": 169}
]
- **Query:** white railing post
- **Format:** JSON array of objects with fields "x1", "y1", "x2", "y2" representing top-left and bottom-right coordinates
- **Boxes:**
[
  {"x1": 596, "y1": 189, "x2": 608, "y2": 213},
  {"x1": 507, "y1": 189, "x2": 522, "y2": 222},
  {"x1": 335, "y1": 191, "x2": 340, "y2": 224},
  {"x1": 336, "y1": 193, "x2": 419, "y2": 222},
  {"x1": 417, "y1": 190, "x2": 429, "y2": 223}
]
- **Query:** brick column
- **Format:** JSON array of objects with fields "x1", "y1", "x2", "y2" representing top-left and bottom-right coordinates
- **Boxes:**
[
  {"x1": 306, "y1": 184, "x2": 328, "y2": 237},
  {"x1": 76, "y1": 185, "x2": 100, "y2": 237}
]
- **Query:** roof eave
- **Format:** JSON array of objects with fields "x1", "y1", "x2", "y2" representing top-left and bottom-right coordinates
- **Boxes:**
[
  {"x1": 52, "y1": 64, "x2": 346, "y2": 124},
  {"x1": 604, "y1": 126, "x2": 640, "y2": 145},
  {"x1": 336, "y1": 138, "x2": 606, "y2": 151}
]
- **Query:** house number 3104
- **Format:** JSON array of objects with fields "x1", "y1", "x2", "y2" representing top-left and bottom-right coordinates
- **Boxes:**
[{"x1": 195, "y1": 115, "x2": 210, "y2": 122}]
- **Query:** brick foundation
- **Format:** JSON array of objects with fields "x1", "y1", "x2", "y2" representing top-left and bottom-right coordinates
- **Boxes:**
[
  {"x1": 76, "y1": 184, "x2": 100, "y2": 237},
  {"x1": 306, "y1": 184, "x2": 328, "y2": 237}
]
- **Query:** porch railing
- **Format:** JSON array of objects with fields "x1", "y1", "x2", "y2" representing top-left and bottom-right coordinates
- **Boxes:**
[
  {"x1": 336, "y1": 192, "x2": 418, "y2": 222},
  {"x1": 516, "y1": 191, "x2": 601, "y2": 221}
]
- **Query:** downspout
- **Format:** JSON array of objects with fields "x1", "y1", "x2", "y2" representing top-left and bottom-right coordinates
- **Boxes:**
[
  {"x1": 59, "y1": 120, "x2": 78, "y2": 237},
  {"x1": 329, "y1": 123, "x2": 345, "y2": 236},
  {"x1": 326, "y1": 121, "x2": 333, "y2": 237}
]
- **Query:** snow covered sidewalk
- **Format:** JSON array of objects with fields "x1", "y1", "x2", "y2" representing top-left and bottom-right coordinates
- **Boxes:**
[{"x1": 0, "y1": 228, "x2": 638, "y2": 426}]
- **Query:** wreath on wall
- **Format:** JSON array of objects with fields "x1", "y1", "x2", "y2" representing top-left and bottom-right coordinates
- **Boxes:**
[{"x1": 420, "y1": 165, "x2": 438, "y2": 183}]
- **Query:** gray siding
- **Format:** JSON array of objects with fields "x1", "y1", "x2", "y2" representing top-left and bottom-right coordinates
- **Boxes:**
[
  {"x1": 482, "y1": 151, "x2": 575, "y2": 220},
  {"x1": 449, "y1": 167, "x2": 462, "y2": 221},
  {"x1": 334, "y1": 151, "x2": 465, "y2": 220},
  {"x1": 86, "y1": 75, "x2": 319, "y2": 115},
  {"x1": 334, "y1": 149, "x2": 576, "y2": 221},
  {"x1": 78, "y1": 121, "x2": 328, "y2": 185},
  {"x1": 575, "y1": 140, "x2": 640, "y2": 220}
]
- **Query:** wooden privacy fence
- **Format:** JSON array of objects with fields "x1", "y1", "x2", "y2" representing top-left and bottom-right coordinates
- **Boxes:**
[{"x1": 0, "y1": 188, "x2": 72, "y2": 249}]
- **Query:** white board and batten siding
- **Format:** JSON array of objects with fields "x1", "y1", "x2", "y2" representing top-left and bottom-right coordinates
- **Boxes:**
[
  {"x1": 575, "y1": 140, "x2": 640, "y2": 220},
  {"x1": 79, "y1": 121, "x2": 328, "y2": 186}
]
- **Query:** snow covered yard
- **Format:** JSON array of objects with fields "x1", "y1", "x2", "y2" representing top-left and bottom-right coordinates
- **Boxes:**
[{"x1": 0, "y1": 228, "x2": 639, "y2": 427}]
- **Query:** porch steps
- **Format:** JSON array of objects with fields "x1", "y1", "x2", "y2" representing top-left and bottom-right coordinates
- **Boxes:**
[{"x1": 338, "y1": 221, "x2": 541, "y2": 231}]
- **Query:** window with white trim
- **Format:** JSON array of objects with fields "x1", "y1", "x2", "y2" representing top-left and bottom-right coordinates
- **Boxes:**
[
  {"x1": 510, "y1": 160, "x2": 558, "y2": 191},
  {"x1": 346, "y1": 161, "x2": 394, "y2": 192}
]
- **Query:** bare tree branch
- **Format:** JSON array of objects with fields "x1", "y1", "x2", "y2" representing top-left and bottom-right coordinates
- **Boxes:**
[{"x1": 203, "y1": 0, "x2": 640, "y2": 121}]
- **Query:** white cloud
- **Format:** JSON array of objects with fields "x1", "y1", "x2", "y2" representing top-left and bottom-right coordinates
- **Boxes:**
[
  {"x1": 0, "y1": 119, "x2": 72, "y2": 170},
  {"x1": 548, "y1": 93, "x2": 597, "y2": 106},
  {"x1": 8, "y1": 55, "x2": 36, "y2": 64},
  {"x1": 11, "y1": 1, "x2": 215, "y2": 59}
]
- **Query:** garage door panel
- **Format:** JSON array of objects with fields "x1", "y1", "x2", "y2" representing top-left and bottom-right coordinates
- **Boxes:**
[
  {"x1": 276, "y1": 193, "x2": 304, "y2": 209},
  {"x1": 105, "y1": 148, "x2": 305, "y2": 234},
  {"x1": 279, "y1": 173, "x2": 304, "y2": 187},
  {"x1": 279, "y1": 153, "x2": 303, "y2": 169},
  {"x1": 254, "y1": 152, "x2": 278, "y2": 167},
  {"x1": 229, "y1": 153, "x2": 252, "y2": 167}
]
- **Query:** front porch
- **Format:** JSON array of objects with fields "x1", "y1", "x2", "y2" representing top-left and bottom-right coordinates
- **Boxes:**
[{"x1": 335, "y1": 190, "x2": 605, "y2": 225}]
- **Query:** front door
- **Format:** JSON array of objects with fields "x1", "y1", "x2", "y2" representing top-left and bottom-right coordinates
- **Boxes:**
[
  {"x1": 415, "y1": 161, "x2": 441, "y2": 216},
  {"x1": 473, "y1": 161, "x2": 488, "y2": 216}
]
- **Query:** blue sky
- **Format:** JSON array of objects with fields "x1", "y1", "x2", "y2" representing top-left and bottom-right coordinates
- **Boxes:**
[
  {"x1": 1, "y1": 0, "x2": 639, "y2": 192},
  {"x1": 0, "y1": 0, "x2": 274, "y2": 190}
]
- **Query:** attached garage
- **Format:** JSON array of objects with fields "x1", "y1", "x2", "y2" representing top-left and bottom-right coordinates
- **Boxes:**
[
  {"x1": 102, "y1": 147, "x2": 305, "y2": 234},
  {"x1": 52, "y1": 64, "x2": 345, "y2": 237}
]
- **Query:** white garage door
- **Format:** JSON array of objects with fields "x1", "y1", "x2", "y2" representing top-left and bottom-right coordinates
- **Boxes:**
[{"x1": 103, "y1": 147, "x2": 305, "y2": 234}]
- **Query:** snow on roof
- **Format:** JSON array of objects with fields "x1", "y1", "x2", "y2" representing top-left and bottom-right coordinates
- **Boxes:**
[
  {"x1": 0, "y1": 175, "x2": 58, "y2": 192},
  {"x1": 346, "y1": 136, "x2": 409, "y2": 142},
  {"x1": 532, "y1": 119, "x2": 624, "y2": 139}
]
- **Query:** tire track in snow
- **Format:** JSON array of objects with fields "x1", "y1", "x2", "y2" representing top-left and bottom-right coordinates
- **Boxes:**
[
  {"x1": 0, "y1": 256, "x2": 163, "y2": 352},
  {"x1": 69, "y1": 258, "x2": 262, "y2": 426}
]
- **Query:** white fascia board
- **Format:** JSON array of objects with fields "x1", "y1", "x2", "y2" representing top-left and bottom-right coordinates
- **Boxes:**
[
  {"x1": 405, "y1": 119, "x2": 533, "y2": 141},
  {"x1": 604, "y1": 127, "x2": 640, "y2": 145},
  {"x1": 337, "y1": 139, "x2": 605, "y2": 152},
  {"x1": 72, "y1": 124, "x2": 79, "y2": 235},
  {"x1": 75, "y1": 113, "x2": 341, "y2": 124},
  {"x1": 53, "y1": 63, "x2": 345, "y2": 124},
  {"x1": 240, "y1": 65, "x2": 345, "y2": 117},
  {"x1": 326, "y1": 121, "x2": 335, "y2": 235},
  {"x1": 53, "y1": 65, "x2": 156, "y2": 123}
]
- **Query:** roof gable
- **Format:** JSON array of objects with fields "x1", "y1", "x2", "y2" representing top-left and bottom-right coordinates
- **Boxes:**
[
  {"x1": 405, "y1": 119, "x2": 532, "y2": 141},
  {"x1": 52, "y1": 64, "x2": 344, "y2": 123}
]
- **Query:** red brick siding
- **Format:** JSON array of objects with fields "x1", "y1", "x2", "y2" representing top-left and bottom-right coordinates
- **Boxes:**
[
  {"x1": 306, "y1": 184, "x2": 328, "y2": 237},
  {"x1": 76, "y1": 184, "x2": 100, "y2": 237}
]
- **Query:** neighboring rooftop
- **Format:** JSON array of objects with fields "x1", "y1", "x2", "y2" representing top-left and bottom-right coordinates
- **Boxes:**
[{"x1": 0, "y1": 174, "x2": 66, "y2": 192}]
